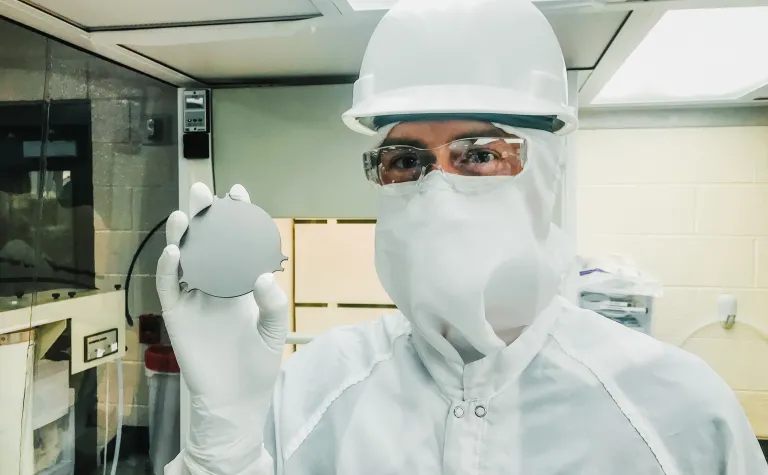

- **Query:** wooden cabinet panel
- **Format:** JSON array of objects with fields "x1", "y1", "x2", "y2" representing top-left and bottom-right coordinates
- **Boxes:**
[{"x1": 294, "y1": 221, "x2": 391, "y2": 305}]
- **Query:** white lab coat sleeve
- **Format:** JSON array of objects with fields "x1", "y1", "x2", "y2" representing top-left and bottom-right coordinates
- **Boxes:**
[
  {"x1": 263, "y1": 366, "x2": 291, "y2": 475},
  {"x1": 680, "y1": 365, "x2": 768, "y2": 475},
  {"x1": 720, "y1": 395, "x2": 768, "y2": 474},
  {"x1": 263, "y1": 404, "x2": 280, "y2": 475}
]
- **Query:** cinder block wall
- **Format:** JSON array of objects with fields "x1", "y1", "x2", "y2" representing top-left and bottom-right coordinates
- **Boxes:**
[
  {"x1": 90, "y1": 72, "x2": 178, "y2": 440},
  {"x1": 576, "y1": 126, "x2": 768, "y2": 436},
  {"x1": 86, "y1": 63, "x2": 178, "y2": 440}
]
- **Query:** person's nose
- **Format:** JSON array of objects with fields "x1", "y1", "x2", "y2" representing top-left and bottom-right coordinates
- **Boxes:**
[
  {"x1": 423, "y1": 162, "x2": 440, "y2": 176},
  {"x1": 424, "y1": 148, "x2": 458, "y2": 176}
]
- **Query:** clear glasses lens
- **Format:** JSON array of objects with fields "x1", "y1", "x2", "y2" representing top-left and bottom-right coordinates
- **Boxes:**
[{"x1": 363, "y1": 137, "x2": 526, "y2": 185}]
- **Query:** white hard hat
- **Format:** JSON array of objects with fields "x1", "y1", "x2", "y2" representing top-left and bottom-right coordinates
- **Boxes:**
[{"x1": 342, "y1": 0, "x2": 578, "y2": 136}]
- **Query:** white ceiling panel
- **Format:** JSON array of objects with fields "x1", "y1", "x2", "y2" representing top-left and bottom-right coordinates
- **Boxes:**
[
  {"x1": 546, "y1": 11, "x2": 628, "y2": 70},
  {"x1": 122, "y1": 10, "x2": 624, "y2": 82},
  {"x1": 23, "y1": 0, "x2": 321, "y2": 29},
  {"x1": 126, "y1": 16, "x2": 381, "y2": 82}
]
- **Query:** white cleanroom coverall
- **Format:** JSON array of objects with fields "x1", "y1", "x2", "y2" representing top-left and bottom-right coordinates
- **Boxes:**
[
  {"x1": 158, "y1": 0, "x2": 768, "y2": 472},
  {"x1": 164, "y1": 298, "x2": 768, "y2": 475}
]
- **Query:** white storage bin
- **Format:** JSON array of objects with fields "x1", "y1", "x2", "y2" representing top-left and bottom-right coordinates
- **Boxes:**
[
  {"x1": 32, "y1": 360, "x2": 70, "y2": 430},
  {"x1": 0, "y1": 331, "x2": 35, "y2": 475},
  {"x1": 578, "y1": 255, "x2": 662, "y2": 335},
  {"x1": 34, "y1": 390, "x2": 74, "y2": 475}
]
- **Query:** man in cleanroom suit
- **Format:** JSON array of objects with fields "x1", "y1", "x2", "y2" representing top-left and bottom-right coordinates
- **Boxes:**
[{"x1": 156, "y1": 0, "x2": 768, "y2": 473}]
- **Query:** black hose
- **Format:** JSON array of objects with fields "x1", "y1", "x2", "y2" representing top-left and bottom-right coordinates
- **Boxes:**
[{"x1": 124, "y1": 217, "x2": 168, "y2": 326}]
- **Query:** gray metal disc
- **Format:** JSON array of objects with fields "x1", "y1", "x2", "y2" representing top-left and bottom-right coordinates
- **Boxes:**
[{"x1": 179, "y1": 195, "x2": 286, "y2": 298}]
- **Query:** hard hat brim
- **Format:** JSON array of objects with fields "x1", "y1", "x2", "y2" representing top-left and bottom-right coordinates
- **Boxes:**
[{"x1": 342, "y1": 84, "x2": 578, "y2": 136}]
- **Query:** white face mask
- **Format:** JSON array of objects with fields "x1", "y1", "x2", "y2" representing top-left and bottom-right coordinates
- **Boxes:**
[{"x1": 373, "y1": 127, "x2": 573, "y2": 364}]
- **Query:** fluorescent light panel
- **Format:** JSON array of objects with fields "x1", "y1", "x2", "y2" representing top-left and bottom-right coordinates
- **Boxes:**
[
  {"x1": 346, "y1": 0, "x2": 598, "y2": 12},
  {"x1": 594, "y1": 7, "x2": 768, "y2": 105}
]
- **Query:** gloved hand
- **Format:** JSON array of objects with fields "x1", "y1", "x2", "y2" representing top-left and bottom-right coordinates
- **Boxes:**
[{"x1": 156, "y1": 182, "x2": 288, "y2": 475}]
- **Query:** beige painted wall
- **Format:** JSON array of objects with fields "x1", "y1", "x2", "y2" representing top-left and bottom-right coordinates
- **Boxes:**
[
  {"x1": 575, "y1": 126, "x2": 768, "y2": 436},
  {"x1": 212, "y1": 85, "x2": 381, "y2": 219}
]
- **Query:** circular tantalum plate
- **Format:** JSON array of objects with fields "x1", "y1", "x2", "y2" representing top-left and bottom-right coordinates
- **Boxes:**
[{"x1": 180, "y1": 196, "x2": 286, "y2": 298}]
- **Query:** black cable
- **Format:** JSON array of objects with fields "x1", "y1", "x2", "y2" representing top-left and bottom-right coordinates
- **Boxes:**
[{"x1": 124, "y1": 216, "x2": 168, "y2": 327}]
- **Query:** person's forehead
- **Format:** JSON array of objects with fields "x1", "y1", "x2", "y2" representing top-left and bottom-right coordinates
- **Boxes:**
[{"x1": 387, "y1": 120, "x2": 503, "y2": 144}]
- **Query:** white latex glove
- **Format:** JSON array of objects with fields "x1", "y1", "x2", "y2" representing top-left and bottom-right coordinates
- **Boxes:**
[{"x1": 156, "y1": 183, "x2": 287, "y2": 475}]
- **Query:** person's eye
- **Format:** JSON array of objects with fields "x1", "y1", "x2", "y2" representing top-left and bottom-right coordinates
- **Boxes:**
[
  {"x1": 464, "y1": 149, "x2": 498, "y2": 164},
  {"x1": 391, "y1": 152, "x2": 421, "y2": 170}
]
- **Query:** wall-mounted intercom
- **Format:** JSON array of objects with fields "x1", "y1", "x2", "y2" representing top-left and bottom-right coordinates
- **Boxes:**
[
  {"x1": 182, "y1": 89, "x2": 211, "y2": 159},
  {"x1": 183, "y1": 89, "x2": 209, "y2": 133}
]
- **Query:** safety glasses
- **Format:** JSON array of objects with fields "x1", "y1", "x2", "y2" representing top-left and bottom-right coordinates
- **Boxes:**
[{"x1": 363, "y1": 137, "x2": 527, "y2": 185}]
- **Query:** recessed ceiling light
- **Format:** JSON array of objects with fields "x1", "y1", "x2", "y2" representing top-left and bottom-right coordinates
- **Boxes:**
[{"x1": 593, "y1": 7, "x2": 768, "y2": 105}]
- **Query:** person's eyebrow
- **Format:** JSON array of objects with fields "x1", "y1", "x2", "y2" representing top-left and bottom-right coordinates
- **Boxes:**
[
  {"x1": 449, "y1": 127, "x2": 510, "y2": 141},
  {"x1": 378, "y1": 127, "x2": 514, "y2": 148},
  {"x1": 378, "y1": 137, "x2": 429, "y2": 148}
]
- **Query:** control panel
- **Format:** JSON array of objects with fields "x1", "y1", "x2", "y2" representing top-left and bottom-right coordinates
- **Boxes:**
[
  {"x1": 183, "y1": 89, "x2": 209, "y2": 133},
  {"x1": 84, "y1": 328, "x2": 119, "y2": 362}
]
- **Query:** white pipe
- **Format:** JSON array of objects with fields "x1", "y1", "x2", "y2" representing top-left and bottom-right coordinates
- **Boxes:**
[
  {"x1": 110, "y1": 360, "x2": 124, "y2": 475},
  {"x1": 286, "y1": 333, "x2": 317, "y2": 345},
  {"x1": 102, "y1": 368, "x2": 109, "y2": 475}
]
